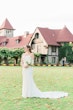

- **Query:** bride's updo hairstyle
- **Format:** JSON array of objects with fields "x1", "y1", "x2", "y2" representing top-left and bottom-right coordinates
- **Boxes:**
[{"x1": 25, "y1": 45, "x2": 32, "y2": 53}]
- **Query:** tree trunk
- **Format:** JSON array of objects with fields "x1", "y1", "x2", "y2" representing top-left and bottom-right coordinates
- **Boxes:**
[
  {"x1": 4, "y1": 57, "x2": 8, "y2": 65},
  {"x1": 15, "y1": 57, "x2": 18, "y2": 64}
]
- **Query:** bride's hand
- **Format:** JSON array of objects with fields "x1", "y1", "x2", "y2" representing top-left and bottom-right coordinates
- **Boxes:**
[
  {"x1": 24, "y1": 63, "x2": 29, "y2": 68},
  {"x1": 24, "y1": 65, "x2": 29, "y2": 68}
]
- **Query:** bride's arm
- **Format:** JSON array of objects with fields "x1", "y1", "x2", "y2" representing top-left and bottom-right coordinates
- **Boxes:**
[
  {"x1": 30, "y1": 53, "x2": 34, "y2": 65},
  {"x1": 20, "y1": 53, "x2": 29, "y2": 68}
]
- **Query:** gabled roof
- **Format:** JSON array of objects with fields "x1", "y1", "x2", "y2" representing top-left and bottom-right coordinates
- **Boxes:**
[
  {"x1": 0, "y1": 18, "x2": 14, "y2": 30},
  {"x1": 0, "y1": 34, "x2": 33, "y2": 48},
  {"x1": 38, "y1": 26, "x2": 73, "y2": 46},
  {"x1": 38, "y1": 27, "x2": 60, "y2": 46},
  {"x1": 57, "y1": 26, "x2": 73, "y2": 42}
]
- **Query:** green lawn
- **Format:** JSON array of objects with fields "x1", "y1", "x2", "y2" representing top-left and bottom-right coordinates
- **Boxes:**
[{"x1": 0, "y1": 66, "x2": 73, "y2": 110}]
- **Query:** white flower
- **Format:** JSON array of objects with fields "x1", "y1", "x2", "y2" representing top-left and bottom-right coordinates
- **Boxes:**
[
  {"x1": 25, "y1": 56, "x2": 33, "y2": 66},
  {"x1": 26, "y1": 61, "x2": 32, "y2": 66}
]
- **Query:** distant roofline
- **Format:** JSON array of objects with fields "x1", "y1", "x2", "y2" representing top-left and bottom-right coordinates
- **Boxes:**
[{"x1": 0, "y1": 18, "x2": 15, "y2": 30}]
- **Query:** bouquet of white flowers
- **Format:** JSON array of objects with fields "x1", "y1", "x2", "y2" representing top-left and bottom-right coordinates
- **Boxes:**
[
  {"x1": 24, "y1": 56, "x2": 34, "y2": 66},
  {"x1": 26, "y1": 61, "x2": 32, "y2": 66}
]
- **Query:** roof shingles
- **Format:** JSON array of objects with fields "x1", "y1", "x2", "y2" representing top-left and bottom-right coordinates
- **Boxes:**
[
  {"x1": 0, "y1": 18, "x2": 14, "y2": 30},
  {"x1": 38, "y1": 27, "x2": 60, "y2": 46},
  {"x1": 38, "y1": 26, "x2": 73, "y2": 46},
  {"x1": 0, "y1": 34, "x2": 32, "y2": 48},
  {"x1": 57, "y1": 26, "x2": 73, "y2": 42}
]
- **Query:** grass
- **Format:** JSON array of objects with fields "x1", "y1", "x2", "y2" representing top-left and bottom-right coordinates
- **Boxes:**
[{"x1": 0, "y1": 66, "x2": 73, "y2": 110}]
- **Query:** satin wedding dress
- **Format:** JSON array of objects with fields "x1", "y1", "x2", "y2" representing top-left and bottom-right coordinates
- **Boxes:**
[{"x1": 22, "y1": 55, "x2": 68, "y2": 99}]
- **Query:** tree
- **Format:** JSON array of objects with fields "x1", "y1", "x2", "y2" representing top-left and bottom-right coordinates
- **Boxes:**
[
  {"x1": 11, "y1": 48, "x2": 24, "y2": 64},
  {"x1": 0, "y1": 48, "x2": 24, "y2": 65},
  {"x1": 59, "y1": 43, "x2": 73, "y2": 63},
  {"x1": 0, "y1": 48, "x2": 9, "y2": 65}
]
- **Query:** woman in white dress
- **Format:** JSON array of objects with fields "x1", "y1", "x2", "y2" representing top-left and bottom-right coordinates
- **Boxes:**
[{"x1": 21, "y1": 45, "x2": 68, "y2": 99}]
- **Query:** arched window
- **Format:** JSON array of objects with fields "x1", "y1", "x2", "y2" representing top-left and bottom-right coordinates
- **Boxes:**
[{"x1": 35, "y1": 33, "x2": 39, "y2": 38}]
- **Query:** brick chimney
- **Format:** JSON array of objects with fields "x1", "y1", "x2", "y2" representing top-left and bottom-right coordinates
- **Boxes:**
[{"x1": 24, "y1": 31, "x2": 29, "y2": 37}]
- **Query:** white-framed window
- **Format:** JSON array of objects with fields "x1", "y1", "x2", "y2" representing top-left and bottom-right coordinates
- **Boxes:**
[
  {"x1": 6, "y1": 30, "x2": 12, "y2": 34},
  {"x1": 52, "y1": 57, "x2": 56, "y2": 63},
  {"x1": 2, "y1": 42, "x2": 7, "y2": 46},
  {"x1": 52, "y1": 46, "x2": 56, "y2": 52}
]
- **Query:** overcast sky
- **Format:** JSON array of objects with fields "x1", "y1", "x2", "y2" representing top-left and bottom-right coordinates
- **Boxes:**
[{"x1": 0, "y1": 0, "x2": 73, "y2": 36}]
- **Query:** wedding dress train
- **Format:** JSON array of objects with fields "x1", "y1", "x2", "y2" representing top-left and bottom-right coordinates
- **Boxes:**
[{"x1": 22, "y1": 55, "x2": 68, "y2": 99}]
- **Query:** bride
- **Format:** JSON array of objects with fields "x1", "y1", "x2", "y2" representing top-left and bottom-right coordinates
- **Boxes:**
[{"x1": 21, "y1": 45, "x2": 68, "y2": 99}]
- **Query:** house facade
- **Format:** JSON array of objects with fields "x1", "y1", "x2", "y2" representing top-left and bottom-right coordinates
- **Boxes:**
[
  {"x1": 29, "y1": 27, "x2": 59, "y2": 64},
  {"x1": 0, "y1": 19, "x2": 73, "y2": 64},
  {"x1": 29, "y1": 27, "x2": 73, "y2": 64}
]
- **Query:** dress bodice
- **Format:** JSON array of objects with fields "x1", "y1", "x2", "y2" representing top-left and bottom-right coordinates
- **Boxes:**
[{"x1": 22, "y1": 55, "x2": 34, "y2": 65}]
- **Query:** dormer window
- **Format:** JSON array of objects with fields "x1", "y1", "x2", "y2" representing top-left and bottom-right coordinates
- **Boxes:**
[
  {"x1": 35, "y1": 33, "x2": 39, "y2": 38},
  {"x1": 16, "y1": 39, "x2": 21, "y2": 44},
  {"x1": 2, "y1": 42, "x2": 8, "y2": 46}
]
